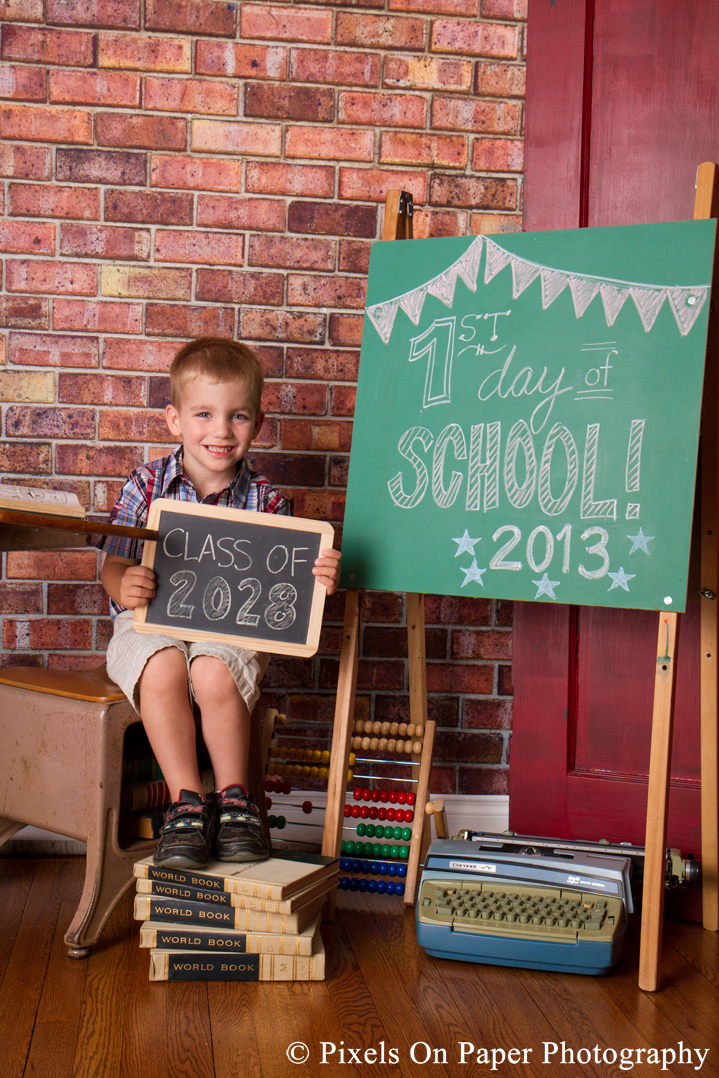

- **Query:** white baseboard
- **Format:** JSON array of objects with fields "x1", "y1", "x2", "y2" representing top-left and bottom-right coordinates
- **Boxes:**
[{"x1": 2, "y1": 794, "x2": 510, "y2": 856}]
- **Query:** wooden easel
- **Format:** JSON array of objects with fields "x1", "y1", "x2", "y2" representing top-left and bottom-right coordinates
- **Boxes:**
[
  {"x1": 321, "y1": 191, "x2": 436, "y2": 906},
  {"x1": 639, "y1": 162, "x2": 719, "y2": 990}
]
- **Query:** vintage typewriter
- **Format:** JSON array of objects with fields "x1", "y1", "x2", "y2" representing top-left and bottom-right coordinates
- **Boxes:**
[{"x1": 416, "y1": 831, "x2": 698, "y2": 975}]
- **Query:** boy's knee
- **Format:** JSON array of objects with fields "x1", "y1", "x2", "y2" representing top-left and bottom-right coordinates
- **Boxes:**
[
  {"x1": 190, "y1": 654, "x2": 238, "y2": 697},
  {"x1": 140, "y1": 644, "x2": 187, "y2": 682}
]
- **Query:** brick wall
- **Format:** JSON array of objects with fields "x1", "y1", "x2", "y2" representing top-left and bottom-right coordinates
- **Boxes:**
[{"x1": 0, "y1": 0, "x2": 525, "y2": 796}]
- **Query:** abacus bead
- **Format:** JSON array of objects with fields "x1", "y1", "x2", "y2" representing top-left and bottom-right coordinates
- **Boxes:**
[
  {"x1": 405, "y1": 810, "x2": 414, "y2": 823},
  {"x1": 310, "y1": 766, "x2": 319, "y2": 779},
  {"x1": 390, "y1": 723, "x2": 399, "y2": 735},
  {"x1": 344, "y1": 804, "x2": 352, "y2": 817},
  {"x1": 321, "y1": 750, "x2": 330, "y2": 763},
  {"x1": 390, "y1": 845, "x2": 399, "y2": 858},
  {"x1": 398, "y1": 723, "x2": 407, "y2": 737},
  {"x1": 282, "y1": 780, "x2": 291, "y2": 794},
  {"x1": 265, "y1": 796, "x2": 272, "y2": 809},
  {"x1": 407, "y1": 792, "x2": 416, "y2": 806},
  {"x1": 268, "y1": 815, "x2": 276, "y2": 827},
  {"x1": 347, "y1": 770, "x2": 354, "y2": 782},
  {"x1": 371, "y1": 789, "x2": 381, "y2": 802},
  {"x1": 353, "y1": 787, "x2": 362, "y2": 800},
  {"x1": 378, "y1": 738, "x2": 388, "y2": 751},
  {"x1": 381, "y1": 844, "x2": 391, "y2": 857},
  {"x1": 349, "y1": 879, "x2": 360, "y2": 891},
  {"x1": 345, "y1": 840, "x2": 355, "y2": 854},
  {"x1": 397, "y1": 864, "x2": 407, "y2": 877},
  {"x1": 351, "y1": 859, "x2": 362, "y2": 872},
  {"x1": 267, "y1": 762, "x2": 277, "y2": 775},
  {"x1": 386, "y1": 881, "x2": 396, "y2": 895},
  {"x1": 265, "y1": 780, "x2": 273, "y2": 792},
  {"x1": 348, "y1": 753, "x2": 356, "y2": 765},
  {"x1": 388, "y1": 863, "x2": 398, "y2": 876},
  {"x1": 312, "y1": 749, "x2": 322, "y2": 763},
  {"x1": 377, "y1": 808, "x2": 387, "y2": 820},
  {"x1": 376, "y1": 880, "x2": 386, "y2": 894},
  {"x1": 360, "y1": 805, "x2": 369, "y2": 818},
  {"x1": 393, "y1": 826, "x2": 402, "y2": 840},
  {"x1": 368, "y1": 880, "x2": 377, "y2": 893},
  {"x1": 378, "y1": 862, "x2": 388, "y2": 875},
  {"x1": 387, "y1": 808, "x2": 396, "y2": 821},
  {"x1": 276, "y1": 816, "x2": 286, "y2": 829},
  {"x1": 397, "y1": 792, "x2": 407, "y2": 804},
  {"x1": 319, "y1": 767, "x2": 329, "y2": 780},
  {"x1": 370, "y1": 861, "x2": 380, "y2": 874},
  {"x1": 351, "y1": 737, "x2": 361, "y2": 750},
  {"x1": 407, "y1": 724, "x2": 415, "y2": 737},
  {"x1": 395, "y1": 809, "x2": 405, "y2": 823},
  {"x1": 363, "y1": 720, "x2": 373, "y2": 734},
  {"x1": 368, "y1": 806, "x2": 378, "y2": 819},
  {"x1": 396, "y1": 882, "x2": 406, "y2": 896},
  {"x1": 380, "y1": 722, "x2": 390, "y2": 735},
  {"x1": 415, "y1": 724, "x2": 424, "y2": 737},
  {"x1": 369, "y1": 738, "x2": 379, "y2": 751},
  {"x1": 301, "y1": 766, "x2": 310, "y2": 778},
  {"x1": 372, "y1": 843, "x2": 382, "y2": 857},
  {"x1": 402, "y1": 827, "x2": 412, "y2": 840},
  {"x1": 366, "y1": 824, "x2": 376, "y2": 837},
  {"x1": 387, "y1": 740, "x2": 396, "y2": 752},
  {"x1": 354, "y1": 719, "x2": 364, "y2": 733},
  {"x1": 412, "y1": 741, "x2": 422, "y2": 754},
  {"x1": 339, "y1": 878, "x2": 350, "y2": 890},
  {"x1": 399, "y1": 846, "x2": 409, "y2": 859},
  {"x1": 395, "y1": 739, "x2": 405, "y2": 753},
  {"x1": 351, "y1": 805, "x2": 361, "y2": 818},
  {"x1": 380, "y1": 790, "x2": 389, "y2": 803},
  {"x1": 389, "y1": 791, "x2": 398, "y2": 803},
  {"x1": 361, "y1": 737, "x2": 370, "y2": 750},
  {"x1": 362, "y1": 787, "x2": 371, "y2": 801},
  {"x1": 356, "y1": 823, "x2": 366, "y2": 836},
  {"x1": 359, "y1": 879, "x2": 369, "y2": 892},
  {"x1": 361, "y1": 860, "x2": 371, "y2": 873}
]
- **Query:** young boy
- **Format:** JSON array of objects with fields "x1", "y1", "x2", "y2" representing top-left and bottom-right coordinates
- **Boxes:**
[{"x1": 98, "y1": 337, "x2": 341, "y2": 870}]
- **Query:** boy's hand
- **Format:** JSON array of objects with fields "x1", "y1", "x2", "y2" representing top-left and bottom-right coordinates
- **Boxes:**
[
  {"x1": 119, "y1": 564, "x2": 157, "y2": 609},
  {"x1": 313, "y1": 548, "x2": 342, "y2": 596}
]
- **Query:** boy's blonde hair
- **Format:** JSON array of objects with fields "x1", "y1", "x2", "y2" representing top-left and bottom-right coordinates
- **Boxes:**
[{"x1": 170, "y1": 337, "x2": 264, "y2": 411}]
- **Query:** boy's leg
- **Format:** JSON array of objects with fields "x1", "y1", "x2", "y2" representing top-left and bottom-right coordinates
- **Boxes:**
[
  {"x1": 138, "y1": 645, "x2": 205, "y2": 800},
  {"x1": 187, "y1": 654, "x2": 251, "y2": 790},
  {"x1": 190, "y1": 654, "x2": 269, "y2": 862}
]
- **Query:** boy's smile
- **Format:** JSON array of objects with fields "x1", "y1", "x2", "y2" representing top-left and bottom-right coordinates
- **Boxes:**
[{"x1": 165, "y1": 376, "x2": 264, "y2": 497}]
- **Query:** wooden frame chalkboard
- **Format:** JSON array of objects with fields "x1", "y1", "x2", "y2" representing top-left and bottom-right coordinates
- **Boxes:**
[{"x1": 133, "y1": 499, "x2": 334, "y2": 657}]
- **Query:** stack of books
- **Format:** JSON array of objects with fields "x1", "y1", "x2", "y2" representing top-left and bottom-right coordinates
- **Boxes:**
[{"x1": 132, "y1": 851, "x2": 338, "y2": 981}]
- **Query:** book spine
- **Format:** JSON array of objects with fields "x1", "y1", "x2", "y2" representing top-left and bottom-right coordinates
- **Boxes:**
[
  {"x1": 134, "y1": 895, "x2": 304, "y2": 934},
  {"x1": 139, "y1": 923, "x2": 314, "y2": 955},
  {"x1": 122, "y1": 768, "x2": 212, "y2": 812},
  {"x1": 134, "y1": 863, "x2": 231, "y2": 893},
  {"x1": 137, "y1": 880, "x2": 232, "y2": 906},
  {"x1": 148, "y1": 951, "x2": 325, "y2": 981}
]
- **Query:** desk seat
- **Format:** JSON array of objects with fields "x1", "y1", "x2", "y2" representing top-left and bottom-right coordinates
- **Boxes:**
[{"x1": 0, "y1": 666, "x2": 155, "y2": 957}]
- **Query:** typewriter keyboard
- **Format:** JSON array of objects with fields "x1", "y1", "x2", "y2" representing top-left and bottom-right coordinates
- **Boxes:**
[{"x1": 417, "y1": 879, "x2": 625, "y2": 944}]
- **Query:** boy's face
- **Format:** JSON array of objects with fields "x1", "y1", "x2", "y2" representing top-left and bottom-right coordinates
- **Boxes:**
[{"x1": 165, "y1": 376, "x2": 264, "y2": 494}]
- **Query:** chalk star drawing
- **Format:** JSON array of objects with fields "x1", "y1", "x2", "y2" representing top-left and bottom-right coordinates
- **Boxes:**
[
  {"x1": 627, "y1": 527, "x2": 654, "y2": 555},
  {"x1": 460, "y1": 559, "x2": 487, "y2": 588},
  {"x1": 533, "y1": 573, "x2": 560, "y2": 600},
  {"x1": 607, "y1": 567, "x2": 636, "y2": 592},
  {"x1": 452, "y1": 529, "x2": 482, "y2": 557}
]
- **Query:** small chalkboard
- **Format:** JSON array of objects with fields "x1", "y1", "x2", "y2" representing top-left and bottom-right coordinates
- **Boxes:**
[{"x1": 133, "y1": 499, "x2": 334, "y2": 657}]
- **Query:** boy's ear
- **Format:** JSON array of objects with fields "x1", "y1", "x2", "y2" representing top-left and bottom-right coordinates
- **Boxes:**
[{"x1": 166, "y1": 403, "x2": 182, "y2": 438}]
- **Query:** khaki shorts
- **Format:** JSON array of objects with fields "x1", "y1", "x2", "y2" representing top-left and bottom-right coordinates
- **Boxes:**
[{"x1": 106, "y1": 609, "x2": 270, "y2": 715}]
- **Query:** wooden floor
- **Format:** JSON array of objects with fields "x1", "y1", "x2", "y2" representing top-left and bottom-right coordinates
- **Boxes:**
[{"x1": 1, "y1": 857, "x2": 718, "y2": 1078}]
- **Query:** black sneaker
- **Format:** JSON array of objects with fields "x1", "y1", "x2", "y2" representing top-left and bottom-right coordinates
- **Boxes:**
[
  {"x1": 153, "y1": 790, "x2": 216, "y2": 869},
  {"x1": 212, "y1": 785, "x2": 270, "y2": 863}
]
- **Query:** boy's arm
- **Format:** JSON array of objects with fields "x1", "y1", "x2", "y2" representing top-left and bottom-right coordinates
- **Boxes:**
[
  {"x1": 101, "y1": 553, "x2": 156, "y2": 609},
  {"x1": 313, "y1": 548, "x2": 341, "y2": 596}
]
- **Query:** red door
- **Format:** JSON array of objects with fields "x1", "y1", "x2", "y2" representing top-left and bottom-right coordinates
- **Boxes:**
[{"x1": 510, "y1": 0, "x2": 719, "y2": 919}]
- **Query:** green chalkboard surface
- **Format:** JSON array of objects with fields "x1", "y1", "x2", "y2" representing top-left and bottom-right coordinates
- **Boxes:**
[{"x1": 341, "y1": 220, "x2": 716, "y2": 612}]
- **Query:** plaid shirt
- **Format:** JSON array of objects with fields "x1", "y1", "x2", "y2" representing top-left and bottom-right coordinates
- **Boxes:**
[{"x1": 98, "y1": 447, "x2": 291, "y2": 617}]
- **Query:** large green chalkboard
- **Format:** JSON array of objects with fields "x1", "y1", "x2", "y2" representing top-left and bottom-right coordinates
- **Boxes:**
[{"x1": 341, "y1": 220, "x2": 716, "y2": 612}]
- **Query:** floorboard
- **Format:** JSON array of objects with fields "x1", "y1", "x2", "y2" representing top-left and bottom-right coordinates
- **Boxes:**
[{"x1": 0, "y1": 858, "x2": 716, "y2": 1078}]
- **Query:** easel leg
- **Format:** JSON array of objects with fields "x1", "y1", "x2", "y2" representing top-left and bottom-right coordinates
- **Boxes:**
[
  {"x1": 696, "y1": 160, "x2": 719, "y2": 933},
  {"x1": 404, "y1": 592, "x2": 432, "y2": 905},
  {"x1": 322, "y1": 589, "x2": 362, "y2": 862},
  {"x1": 638, "y1": 612, "x2": 680, "y2": 992}
]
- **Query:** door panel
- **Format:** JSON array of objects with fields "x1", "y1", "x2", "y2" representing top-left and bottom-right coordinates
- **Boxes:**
[{"x1": 514, "y1": 1, "x2": 715, "y2": 919}]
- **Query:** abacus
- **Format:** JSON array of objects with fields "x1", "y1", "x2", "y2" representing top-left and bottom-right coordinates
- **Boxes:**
[{"x1": 259, "y1": 698, "x2": 436, "y2": 904}]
